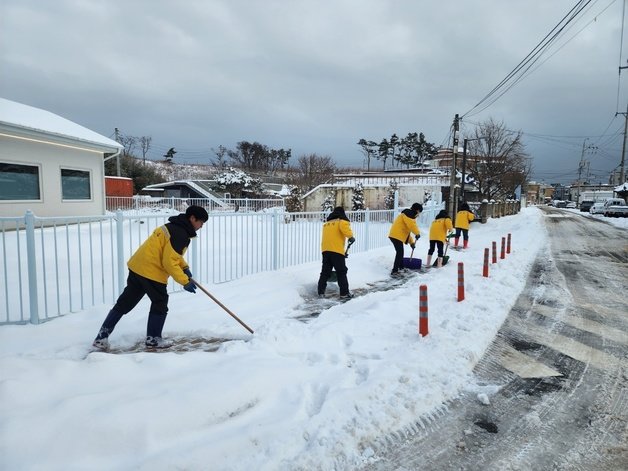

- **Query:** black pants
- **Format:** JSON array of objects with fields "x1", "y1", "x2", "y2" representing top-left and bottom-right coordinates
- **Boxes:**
[
  {"x1": 455, "y1": 228, "x2": 469, "y2": 241},
  {"x1": 317, "y1": 251, "x2": 349, "y2": 296},
  {"x1": 428, "y1": 240, "x2": 444, "y2": 257},
  {"x1": 389, "y1": 237, "x2": 405, "y2": 273},
  {"x1": 112, "y1": 270, "x2": 170, "y2": 338}
]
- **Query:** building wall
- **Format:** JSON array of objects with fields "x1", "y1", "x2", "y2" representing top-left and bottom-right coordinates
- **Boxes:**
[
  {"x1": 303, "y1": 184, "x2": 443, "y2": 211},
  {"x1": 0, "y1": 133, "x2": 106, "y2": 218},
  {"x1": 105, "y1": 176, "x2": 133, "y2": 197}
]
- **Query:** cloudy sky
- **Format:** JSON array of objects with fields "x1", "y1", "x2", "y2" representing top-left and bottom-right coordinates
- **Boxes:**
[{"x1": 1, "y1": 0, "x2": 626, "y2": 184}]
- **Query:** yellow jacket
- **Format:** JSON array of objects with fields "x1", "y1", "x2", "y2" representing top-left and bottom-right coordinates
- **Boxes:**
[
  {"x1": 455, "y1": 210, "x2": 475, "y2": 230},
  {"x1": 127, "y1": 214, "x2": 194, "y2": 286},
  {"x1": 388, "y1": 210, "x2": 420, "y2": 245},
  {"x1": 429, "y1": 217, "x2": 453, "y2": 243},
  {"x1": 321, "y1": 218, "x2": 353, "y2": 255}
]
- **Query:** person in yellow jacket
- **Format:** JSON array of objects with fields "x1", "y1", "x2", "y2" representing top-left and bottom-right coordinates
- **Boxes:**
[
  {"x1": 93, "y1": 205, "x2": 209, "y2": 349},
  {"x1": 317, "y1": 206, "x2": 355, "y2": 299},
  {"x1": 388, "y1": 203, "x2": 422, "y2": 276},
  {"x1": 454, "y1": 202, "x2": 475, "y2": 248},
  {"x1": 426, "y1": 209, "x2": 454, "y2": 268}
]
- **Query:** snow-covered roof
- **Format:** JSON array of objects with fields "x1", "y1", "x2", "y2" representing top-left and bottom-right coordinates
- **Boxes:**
[
  {"x1": 614, "y1": 182, "x2": 628, "y2": 192},
  {"x1": 0, "y1": 97, "x2": 122, "y2": 151},
  {"x1": 143, "y1": 180, "x2": 227, "y2": 206}
]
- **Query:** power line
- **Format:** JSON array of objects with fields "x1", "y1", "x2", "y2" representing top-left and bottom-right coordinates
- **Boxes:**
[{"x1": 462, "y1": 0, "x2": 599, "y2": 118}]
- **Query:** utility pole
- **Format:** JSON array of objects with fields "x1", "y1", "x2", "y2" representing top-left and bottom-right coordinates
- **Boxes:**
[
  {"x1": 576, "y1": 139, "x2": 598, "y2": 203},
  {"x1": 619, "y1": 103, "x2": 627, "y2": 184},
  {"x1": 448, "y1": 114, "x2": 460, "y2": 216},
  {"x1": 114, "y1": 127, "x2": 121, "y2": 177},
  {"x1": 576, "y1": 138, "x2": 587, "y2": 204},
  {"x1": 460, "y1": 136, "x2": 486, "y2": 207}
]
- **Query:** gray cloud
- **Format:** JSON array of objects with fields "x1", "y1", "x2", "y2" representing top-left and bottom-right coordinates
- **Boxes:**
[{"x1": 1, "y1": 0, "x2": 625, "y2": 182}]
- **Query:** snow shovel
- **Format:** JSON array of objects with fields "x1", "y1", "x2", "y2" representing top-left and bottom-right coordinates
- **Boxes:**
[
  {"x1": 433, "y1": 240, "x2": 451, "y2": 267},
  {"x1": 190, "y1": 278, "x2": 254, "y2": 334},
  {"x1": 329, "y1": 238, "x2": 355, "y2": 282},
  {"x1": 403, "y1": 247, "x2": 422, "y2": 270}
]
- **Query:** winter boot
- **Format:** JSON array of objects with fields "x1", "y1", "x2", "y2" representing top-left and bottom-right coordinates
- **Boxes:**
[
  {"x1": 454, "y1": 237, "x2": 459, "y2": 247},
  {"x1": 463, "y1": 240, "x2": 469, "y2": 249},
  {"x1": 145, "y1": 336, "x2": 174, "y2": 349},
  {"x1": 437, "y1": 257, "x2": 443, "y2": 268},
  {"x1": 146, "y1": 311, "x2": 168, "y2": 339},
  {"x1": 92, "y1": 309, "x2": 124, "y2": 348},
  {"x1": 426, "y1": 255, "x2": 432, "y2": 268}
]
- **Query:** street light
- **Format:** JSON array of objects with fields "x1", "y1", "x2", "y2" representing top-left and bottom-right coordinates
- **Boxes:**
[{"x1": 460, "y1": 136, "x2": 485, "y2": 207}]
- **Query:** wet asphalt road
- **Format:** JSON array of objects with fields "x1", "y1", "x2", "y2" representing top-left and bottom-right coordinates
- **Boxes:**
[{"x1": 362, "y1": 207, "x2": 628, "y2": 471}]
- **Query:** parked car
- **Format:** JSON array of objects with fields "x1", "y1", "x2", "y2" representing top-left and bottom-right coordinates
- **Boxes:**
[
  {"x1": 566, "y1": 201, "x2": 577, "y2": 208},
  {"x1": 579, "y1": 200, "x2": 594, "y2": 212},
  {"x1": 603, "y1": 198, "x2": 628, "y2": 217},
  {"x1": 555, "y1": 200, "x2": 567, "y2": 208},
  {"x1": 590, "y1": 202, "x2": 605, "y2": 214}
]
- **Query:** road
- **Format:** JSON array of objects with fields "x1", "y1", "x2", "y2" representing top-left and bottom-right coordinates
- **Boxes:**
[{"x1": 362, "y1": 207, "x2": 628, "y2": 470}]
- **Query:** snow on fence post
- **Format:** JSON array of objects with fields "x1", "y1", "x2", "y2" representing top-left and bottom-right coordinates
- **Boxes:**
[
  {"x1": 419, "y1": 284, "x2": 428, "y2": 337},
  {"x1": 25, "y1": 210, "x2": 40, "y2": 324},
  {"x1": 116, "y1": 210, "x2": 126, "y2": 296}
]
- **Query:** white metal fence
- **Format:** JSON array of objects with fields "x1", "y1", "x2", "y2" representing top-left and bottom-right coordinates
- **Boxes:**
[
  {"x1": 0, "y1": 201, "x2": 443, "y2": 325},
  {"x1": 105, "y1": 196, "x2": 285, "y2": 215}
]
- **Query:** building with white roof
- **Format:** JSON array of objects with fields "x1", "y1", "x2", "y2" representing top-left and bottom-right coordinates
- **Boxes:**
[{"x1": 0, "y1": 97, "x2": 122, "y2": 218}]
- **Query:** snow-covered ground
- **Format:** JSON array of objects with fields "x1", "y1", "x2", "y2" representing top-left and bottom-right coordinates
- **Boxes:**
[{"x1": 0, "y1": 207, "x2": 622, "y2": 470}]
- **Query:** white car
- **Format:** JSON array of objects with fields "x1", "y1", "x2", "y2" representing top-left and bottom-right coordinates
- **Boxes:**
[
  {"x1": 590, "y1": 202, "x2": 605, "y2": 214},
  {"x1": 566, "y1": 201, "x2": 577, "y2": 208}
]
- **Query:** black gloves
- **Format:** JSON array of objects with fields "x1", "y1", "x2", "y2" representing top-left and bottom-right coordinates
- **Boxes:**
[
  {"x1": 348, "y1": 237, "x2": 355, "y2": 244},
  {"x1": 410, "y1": 243, "x2": 416, "y2": 250},
  {"x1": 183, "y1": 281, "x2": 196, "y2": 293},
  {"x1": 183, "y1": 267, "x2": 192, "y2": 278}
]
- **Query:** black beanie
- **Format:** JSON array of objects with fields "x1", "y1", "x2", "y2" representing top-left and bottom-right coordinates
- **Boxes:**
[
  {"x1": 411, "y1": 203, "x2": 423, "y2": 212},
  {"x1": 186, "y1": 205, "x2": 209, "y2": 222}
]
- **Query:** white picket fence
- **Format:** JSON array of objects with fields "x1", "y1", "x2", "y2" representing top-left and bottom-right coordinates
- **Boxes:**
[{"x1": 0, "y1": 201, "x2": 443, "y2": 325}]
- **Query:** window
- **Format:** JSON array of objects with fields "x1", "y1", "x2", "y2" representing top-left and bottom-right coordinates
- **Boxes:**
[
  {"x1": 61, "y1": 169, "x2": 91, "y2": 200},
  {"x1": 0, "y1": 163, "x2": 41, "y2": 200}
]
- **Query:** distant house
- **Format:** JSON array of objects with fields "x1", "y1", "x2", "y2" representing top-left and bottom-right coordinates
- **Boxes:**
[
  {"x1": 140, "y1": 180, "x2": 227, "y2": 207},
  {"x1": 0, "y1": 98, "x2": 122, "y2": 218}
]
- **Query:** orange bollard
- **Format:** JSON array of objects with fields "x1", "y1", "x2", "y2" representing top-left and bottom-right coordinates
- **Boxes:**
[
  {"x1": 457, "y1": 262, "x2": 465, "y2": 302},
  {"x1": 500, "y1": 237, "x2": 506, "y2": 259},
  {"x1": 419, "y1": 284, "x2": 428, "y2": 337},
  {"x1": 492, "y1": 241, "x2": 497, "y2": 264},
  {"x1": 483, "y1": 248, "x2": 489, "y2": 277},
  {"x1": 507, "y1": 233, "x2": 511, "y2": 254}
]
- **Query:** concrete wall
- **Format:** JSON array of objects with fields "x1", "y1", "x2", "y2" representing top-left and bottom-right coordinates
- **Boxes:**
[
  {"x1": 303, "y1": 184, "x2": 443, "y2": 211},
  {"x1": 0, "y1": 133, "x2": 106, "y2": 217}
]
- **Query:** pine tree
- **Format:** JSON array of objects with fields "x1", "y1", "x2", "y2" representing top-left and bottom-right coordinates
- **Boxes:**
[
  {"x1": 385, "y1": 181, "x2": 398, "y2": 209},
  {"x1": 352, "y1": 182, "x2": 365, "y2": 211},
  {"x1": 285, "y1": 186, "x2": 303, "y2": 212},
  {"x1": 322, "y1": 189, "x2": 336, "y2": 212}
]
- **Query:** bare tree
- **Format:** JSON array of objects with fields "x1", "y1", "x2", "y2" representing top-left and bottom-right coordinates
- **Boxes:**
[
  {"x1": 465, "y1": 118, "x2": 531, "y2": 200},
  {"x1": 286, "y1": 154, "x2": 337, "y2": 191},
  {"x1": 211, "y1": 145, "x2": 230, "y2": 169},
  {"x1": 116, "y1": 133, "x2": 137, "y2": 158},
  {"x1": 139, "y1": 136, "x2": 152, "y2": 165}
]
